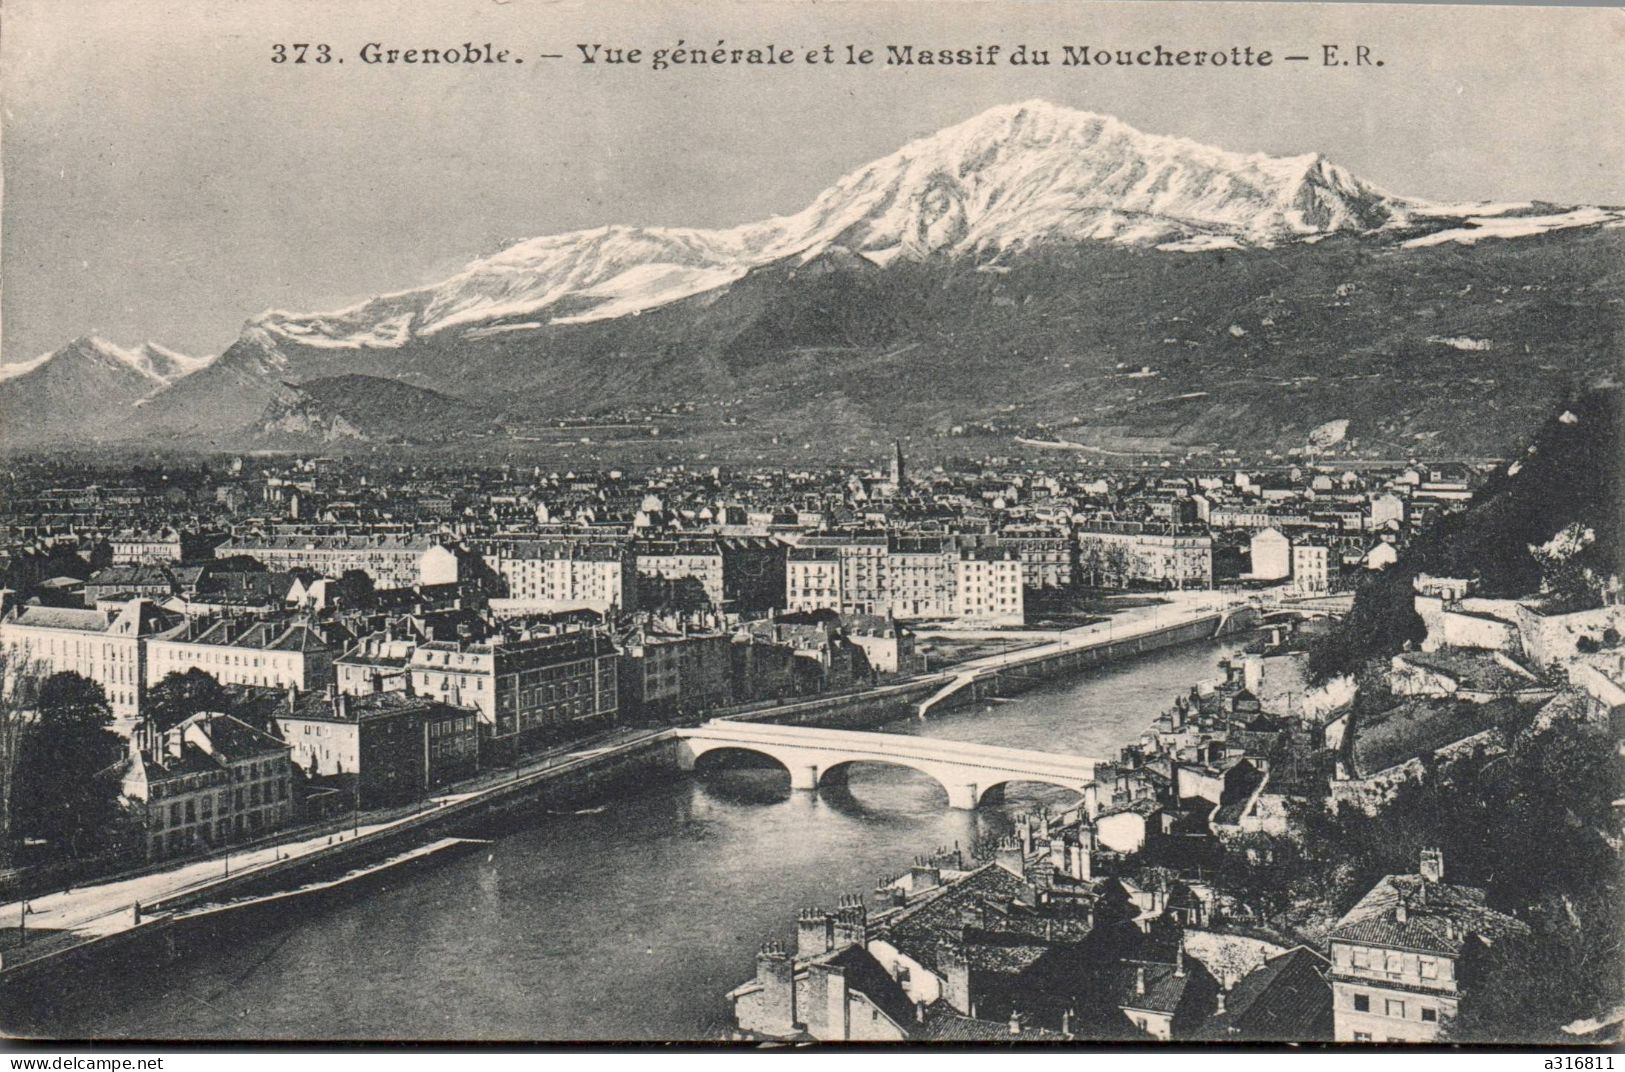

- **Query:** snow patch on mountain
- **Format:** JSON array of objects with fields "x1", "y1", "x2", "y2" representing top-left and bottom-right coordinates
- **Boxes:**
[
  {"x1": 1156, "y1": 234, "x2": 1244, "y2": 253},
  {"x1": 0, "y1": 352, "x2": 55, "y2": 383},
  {"x1": 1402, "y1": 206, "x2": 1620, "y2": 248}
]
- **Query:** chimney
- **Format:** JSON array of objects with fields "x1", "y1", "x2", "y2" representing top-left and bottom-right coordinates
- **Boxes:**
[
  {"x1": 1215, "y1": 988, "x2": 1227, "y2": 1015},
  {"x1": 755, "y1": 941, "x2": 797, "y2": 1037},
  {"x1": 831, "y1": 894, "x2": 868, "y2": 949},
  {"x1": 1420, "y1": 848, "x2": 1445, "y2": 884},
  {"x1": 915, "y1": 1001, "x2": 927, "y2": 1025},
  {"x1": 937, "y1": 939, "x2": 973, "y2": 1016},
  {"x1": 1175, "y1": 944, "x2": 1186, "y2": 977},
  {"x1": 1008, "y1": 1010, "x2": 1022, "y2": 1036},
  {"x1": 286, "y1": 683, "x2": 297, "y2": 714},
  {"x1": 995, "y1": 836, "x2": 1026, "y2": 878},
  {"x1": 1395, "y1": 899, "x2": 1409, "y2": 925},
  {"x1": 1135, "y1": 965, "x2": 1147, "y2": 996},
  {"x1": 797, "y1": 908, "x2": 833, "y2": 958},
  {"x1": 1060, "y1": 1009, "x2": 1073, "y2": 1038}
]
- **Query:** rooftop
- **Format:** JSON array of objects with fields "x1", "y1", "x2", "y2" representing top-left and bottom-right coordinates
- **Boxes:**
[{"x1": 1329, "y1": 873, "x2": 1528, "y2": 956}]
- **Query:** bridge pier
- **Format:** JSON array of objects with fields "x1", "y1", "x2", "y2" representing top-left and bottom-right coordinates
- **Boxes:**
[
  {"x1": 789, "y1": 765, "x2": 820, "y2": 791},
  {"x1": 945, "y1": 783, "x2": 980, "y2": 810}
]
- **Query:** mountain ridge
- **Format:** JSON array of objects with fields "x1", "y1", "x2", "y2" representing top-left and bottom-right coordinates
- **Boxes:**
[{"x1": 6, "y1": 100, "x2": 1622, "y2": 457}]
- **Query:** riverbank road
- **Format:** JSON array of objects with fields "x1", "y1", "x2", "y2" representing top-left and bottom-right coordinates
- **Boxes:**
[{"x1": 0, "y1": 725, "x2": 665, "y2": 968}]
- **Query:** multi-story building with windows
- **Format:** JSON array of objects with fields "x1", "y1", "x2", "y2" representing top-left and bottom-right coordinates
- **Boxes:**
[
  {"x1": 633, "y1": 536, "x2": 786, "y2": 612},
  {"x1": 987, "y1": 529, "x2": 1076, "y2": 590},
  {"x1": 213, "y1": 533, "x2": 464, "y2": 589},
  {"x1": 408, "y1": 631, "x2": 618, "y2": 760},
  {"x1": 786, "y1": 538, "x2": 1025, "y2": 624},
  {"x1": 110, "y1": 527, "x2": 183, "y2": 565},
  {"x1": 488, "y1": 540, "x2": 637, "y2": 613},
  {"x1": 954, "y1": 550, "x2": 1024, "y2": 626},
  {"x1": 1327, "y1": 850, "x2": 1528, "y2": 1042},
  {"x1": 120, "y1": 712, "x2": 295, "y2": 861},
  {"x1": 885, "y1": 537, "x2": 958, "y2": 618},
  {"x1": 277, "y1": 689, "x2": 480, "y2": 807},
  {"x1": 787, "y1": 547, "x2": 844, "y2": 615},
  {"x1": 617, "y1": 629, "x2": 734, "y2": 722},
  {"x1": 635, "y1": 538, "x2": 729, "y2": 609},
  {"x1": 0, "y1": 599, "x2": 179, "y2": 730},
  {"x1": 1291, "y1": 542, "x2": 1332, "y2": 596},
  {"x1": 145, "y1": 618, "x2": 337, "y2": 692},
  {"x1": 1076, "y1": 523, "x2": 1214, "y2": 590}
]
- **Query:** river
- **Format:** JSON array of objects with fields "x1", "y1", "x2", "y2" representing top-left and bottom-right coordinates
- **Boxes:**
[{"x1": 6, "y1": 636, "x2": 1243, "y2": 1041}]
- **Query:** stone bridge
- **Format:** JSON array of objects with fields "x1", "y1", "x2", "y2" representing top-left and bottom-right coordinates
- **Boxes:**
[{"x1": 673, "y1": 720, "x2": 1099, "y2": 811}]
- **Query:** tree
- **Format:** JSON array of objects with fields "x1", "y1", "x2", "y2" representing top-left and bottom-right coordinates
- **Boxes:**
[
  {"x1": 145, "y1": 668, "x2": 229, "y2": 733},
  {"x1": 1447, "y1": 883, "x2": 1625, "y2": 1043},
  {"x1": 1307, "y1": 568, "x2": 1426, "y2": 682},
  {"x1": 0, "y1": 651, "x2": 44, "y2": 868},
  {"x1": 10, "y1": 672, "x2": 123, "y2": 859},
  {"x1": 1102, "y1": 544, "x2": 1132, "y2": 589},
  {"x1": 1078, "y1": 544, "x2": 1105, "y2": 588},
  {"x1": 332, "y1": 568, "x2": 377, "y2": 611}
]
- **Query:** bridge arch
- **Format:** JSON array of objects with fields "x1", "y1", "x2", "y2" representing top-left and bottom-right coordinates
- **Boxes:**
[
  {"x1": 975, "y1": 778, "x2": 1091, "y2": 808},
  {"x1": 674, "y1": 724, "x2": 1099, "y2": 811},
  {"x1": 688, "y1": 744, "x2": 793, "y2": 777},
  {"x1": 816, "y1": 758, "x2": 952, "y2": 803}
]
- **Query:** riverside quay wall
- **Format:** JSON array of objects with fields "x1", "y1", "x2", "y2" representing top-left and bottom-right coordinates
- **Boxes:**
[
  {"x1": 0, "y1": 732, "x2": 681, "y2": 994},
  {"x1": 919, "y1": 607, "x2": 1260, "y2": 717}
]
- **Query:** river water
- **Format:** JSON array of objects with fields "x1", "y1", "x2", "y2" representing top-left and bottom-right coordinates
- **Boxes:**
[{"x1": 9, "y1": 637, "x2": 1241, "y2": 1041}]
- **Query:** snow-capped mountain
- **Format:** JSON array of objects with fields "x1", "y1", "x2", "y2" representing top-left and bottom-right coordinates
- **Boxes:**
[
  {"x1": 0, "y1": 336, "x2": 213, "y2": 444},
  {"x1": 250, "y1": 100, "x2": 1408, "y2": 346},
  {"x1": 0, "y1": 336, "x2": 210, "y2": 388},
  {"x1": 10, "y1": 99, "x2": 1622, "y2": 456}
]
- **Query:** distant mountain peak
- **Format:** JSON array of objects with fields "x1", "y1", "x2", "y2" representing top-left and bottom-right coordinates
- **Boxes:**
[
  {"x1": 1, "y1": 335, "x2": 211, "y2": 387},
  {"x1": 247, "y1": 101, "x2": 1413, "y2": 349}
]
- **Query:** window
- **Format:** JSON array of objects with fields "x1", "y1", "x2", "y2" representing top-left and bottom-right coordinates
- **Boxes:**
[
  {"x1": 1353, "y1": 994, "x2": 1370, "y2": 1013},
  {"x1": 1421, "y1": 1008, "x2": 1437, "y2": 1023},
  {"x1": 1385, "y1": 999, "x2": 1406, "y2": 1019},
  {"x1": 1420, "y1": 958, "x2": 1439, "y2": 980},
  {"x1": 1351, "y1": 947, "x2": 1370, "y2": 969}
]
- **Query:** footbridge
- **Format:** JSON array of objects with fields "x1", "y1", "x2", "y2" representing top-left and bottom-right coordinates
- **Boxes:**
[{"x1": 673, "y1": 720, "x2": 1099, "y2": 810}]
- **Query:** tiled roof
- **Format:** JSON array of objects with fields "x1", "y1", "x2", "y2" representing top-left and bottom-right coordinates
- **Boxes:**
[
  {"x1": 1188, "y1": 947, "x2": 1331, "y2": 1041},
  {"x1": 1352, "y1": 699, "x2": 1501, "y2": 776},
  {"x1": 1113, "y1": 960, "x2": 1197, "y2": 1016},
  {"x1": 177, "y1": 712, "x2": 290, "y2": 760},
  {"x1": 1329, "y1": 874, "x2": 1528, "y2": 955},
  {"x1": 876, "y1": 863, "x2": 1033, "y2": 974},
  {"x1": 964, "y1": 930, "x2": 1055, "y2": 976},
  {"x1": 6, "y1": 605, "x2": 110, "y2": 632},
  {"x1": 87, "y1": 564, "x2": 174, "y2": 588},
  {"x1": 1098, "y1": 797, "x2": 1162, "y2": 820},
  {"x1": 915, "y1": 1001, "x2": 1067, "y2": 1042}
]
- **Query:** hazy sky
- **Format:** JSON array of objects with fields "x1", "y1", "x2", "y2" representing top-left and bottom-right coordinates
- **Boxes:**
[{"x1": 4, "y1": 0, "x2": 1621, "y2": 362}]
